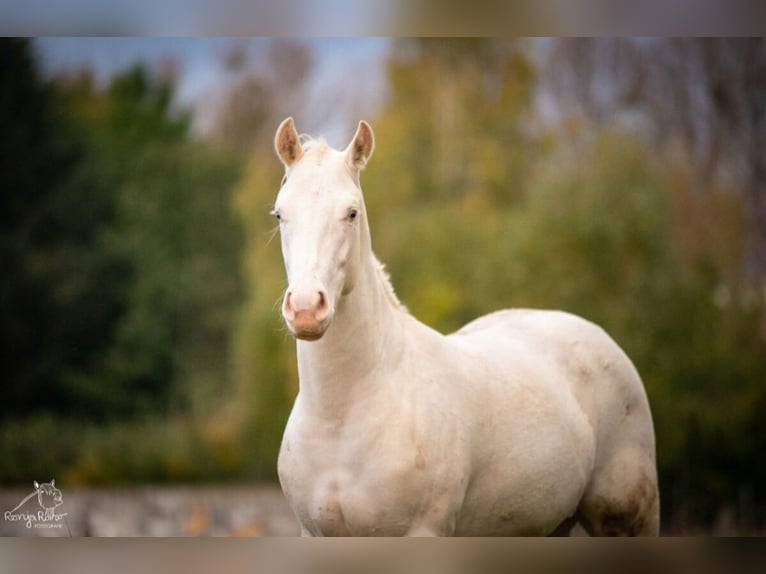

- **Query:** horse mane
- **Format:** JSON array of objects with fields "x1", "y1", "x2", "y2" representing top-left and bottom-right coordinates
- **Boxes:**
[{"x1": 373, "y1": 256, "x2": 408, "y2": 313}]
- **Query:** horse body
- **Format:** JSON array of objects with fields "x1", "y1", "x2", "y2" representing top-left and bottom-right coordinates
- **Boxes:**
[{"x1": 272, "y1": 118, "x2": 659, "y2": 536}]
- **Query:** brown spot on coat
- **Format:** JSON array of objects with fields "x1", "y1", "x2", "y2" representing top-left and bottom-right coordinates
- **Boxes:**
[
  {"x1": 415, "y1": 448, "x2": 426, "y2": 470},
  {"x1": 589, "y1": 473, "x2": 658, "y2": 536}
]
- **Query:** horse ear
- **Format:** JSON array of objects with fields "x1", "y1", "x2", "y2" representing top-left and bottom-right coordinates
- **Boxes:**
[
  {"x1": 34, "y1": 481, "x2": 39, "y2": 489},
  {"x1": 274, "y1": 117, "x2": 304, "y2": 168},
  {"x1": 50, "y1": 479, "x2": 55, "y2": 487},
  {"x1": 345, "y1": 120, "x2": 375, "y2": 171}
]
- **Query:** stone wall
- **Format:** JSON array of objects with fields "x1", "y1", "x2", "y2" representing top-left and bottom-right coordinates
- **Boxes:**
[{"x1": 1, "y1": 485, "x2": 299, "y2": 537}]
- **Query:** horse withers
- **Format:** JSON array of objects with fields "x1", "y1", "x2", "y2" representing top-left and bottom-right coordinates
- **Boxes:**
[{"x1": 271, "y1": 117, "x2": 659, "y2": 536}]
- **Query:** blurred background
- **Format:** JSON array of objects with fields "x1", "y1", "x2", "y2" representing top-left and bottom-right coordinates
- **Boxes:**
[{"x1": 1, "y1": 37, "x2": 764, "y2": 535}]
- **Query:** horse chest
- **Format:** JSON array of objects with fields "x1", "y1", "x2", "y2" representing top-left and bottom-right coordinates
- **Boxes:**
[
  {"x1": 279, "y1": 420, "x2": 433, "y2": 536},
  {"x1": 300, "y1": 472, "x2": 355, "y2": 536}
]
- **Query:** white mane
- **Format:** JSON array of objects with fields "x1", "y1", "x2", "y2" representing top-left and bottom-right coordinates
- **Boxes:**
[{"x1": 373, "y1": 256, "x2": 407, "y2": 312}]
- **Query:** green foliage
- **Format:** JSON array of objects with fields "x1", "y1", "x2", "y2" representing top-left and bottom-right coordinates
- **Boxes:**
[
  {"x1": 368, "y1": 39, "x2": 540, "y2": 211},
  {"x1": 365, "y1": 39, "x2": 544, "y2": 330},
  {"x1": 230, "y1": 154, "x2": 296, "y2": 479},
  {"x1": 61, "y1": 64, "x2": 242, "y2": 420},
  {"x1": 0, "y1": 39, "x2": 125, "y2": 419},
  {"x1": 1, "y1": 43, "x2": 243, "y2": 440},
  {"x1": 105, "y1": 65, "x2": 189, "y2": 146},
  {"x1": 0, "y1": 414, "x2": 247, "y2": 485},
  {"x1": 0, "y1": 416, "x2": 84, "y2": 484},
  {"x1": 65, "y1": 138, "x2": 243, "y2": 419}
]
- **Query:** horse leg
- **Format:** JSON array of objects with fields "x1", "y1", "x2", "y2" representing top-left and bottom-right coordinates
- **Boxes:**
[
  {"x1": 548, "y1": 515, "x2": 579, "y2": 536},
  {"x1": 577, "y1": 449, "x2": 660, "y2": 536}
]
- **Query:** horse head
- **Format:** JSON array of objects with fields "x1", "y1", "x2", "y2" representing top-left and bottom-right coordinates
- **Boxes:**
[{"x1": 273, "y1": 117, "x2": 375, "y2": 341}]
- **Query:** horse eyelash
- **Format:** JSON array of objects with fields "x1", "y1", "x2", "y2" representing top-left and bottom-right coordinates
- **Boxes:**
[{"x1": 265, "y1": 225, "x2": 280, "y2": 246}]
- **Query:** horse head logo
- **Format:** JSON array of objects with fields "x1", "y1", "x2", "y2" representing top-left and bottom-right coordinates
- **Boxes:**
[
  {"x1": 33, "y1": 480, "x2": 63, "y2": 519},
  {"x1": 5, "y1": 478, "x2": 68, "y2": 529}
]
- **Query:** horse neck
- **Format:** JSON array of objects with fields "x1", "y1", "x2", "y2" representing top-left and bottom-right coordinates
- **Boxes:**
[{"x1": 295, "y1": 251, "x2": 404, "y2": 418}]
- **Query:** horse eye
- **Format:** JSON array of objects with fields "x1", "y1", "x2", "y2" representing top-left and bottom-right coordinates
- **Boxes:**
[{"x1": 348, "y1": 209, "x2": 358, "y2": 222}]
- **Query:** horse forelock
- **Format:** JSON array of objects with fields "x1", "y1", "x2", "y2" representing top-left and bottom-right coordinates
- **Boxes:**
[
  {"x1": 280, "y1": 137, "x2": 335, "y2": 189},
  {"x1": 299, "y1": 135, "x2": 331, "y2": 162}
]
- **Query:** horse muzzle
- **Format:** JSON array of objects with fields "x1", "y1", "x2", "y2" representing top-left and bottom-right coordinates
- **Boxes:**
[{"x1": 282, "y1": 287, "x2": 332, "y2": 341}]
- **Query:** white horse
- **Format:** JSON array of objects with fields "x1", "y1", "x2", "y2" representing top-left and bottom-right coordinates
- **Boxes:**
[{"x1": 272, "y1": 117, "x2": 659, "y2": 536}]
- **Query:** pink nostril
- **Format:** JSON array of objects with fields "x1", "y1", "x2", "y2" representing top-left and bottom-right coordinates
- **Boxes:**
[
  {"x1": 283, "y1": 291, "x2": 295, "y2": 320},
  {"x1": 315, "y1": 290, "x2": 329, "y2": 321}
]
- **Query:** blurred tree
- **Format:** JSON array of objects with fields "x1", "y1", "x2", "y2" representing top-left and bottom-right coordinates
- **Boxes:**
[
  {"x1": 0, "y1": 39, "x2": 126, "y2": 419},
  {"x1": 364, "y1": 38, "x2": 543, "y2": 330},
  {"x1": 545, "y1": 38, "x2": 766, "y2": 277},
  {"x1": 1, "y1": 42, "x2": 243, "y2": 425},
  {"x1": 58, "y1": 64, "x2": 243, "y2": 419},
  {"x1": 371, "y1": 39, "x2": 539, "y2": 206},
  {"x1": 210, "y1": 41, "x2": 313, "y2": 156}
]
